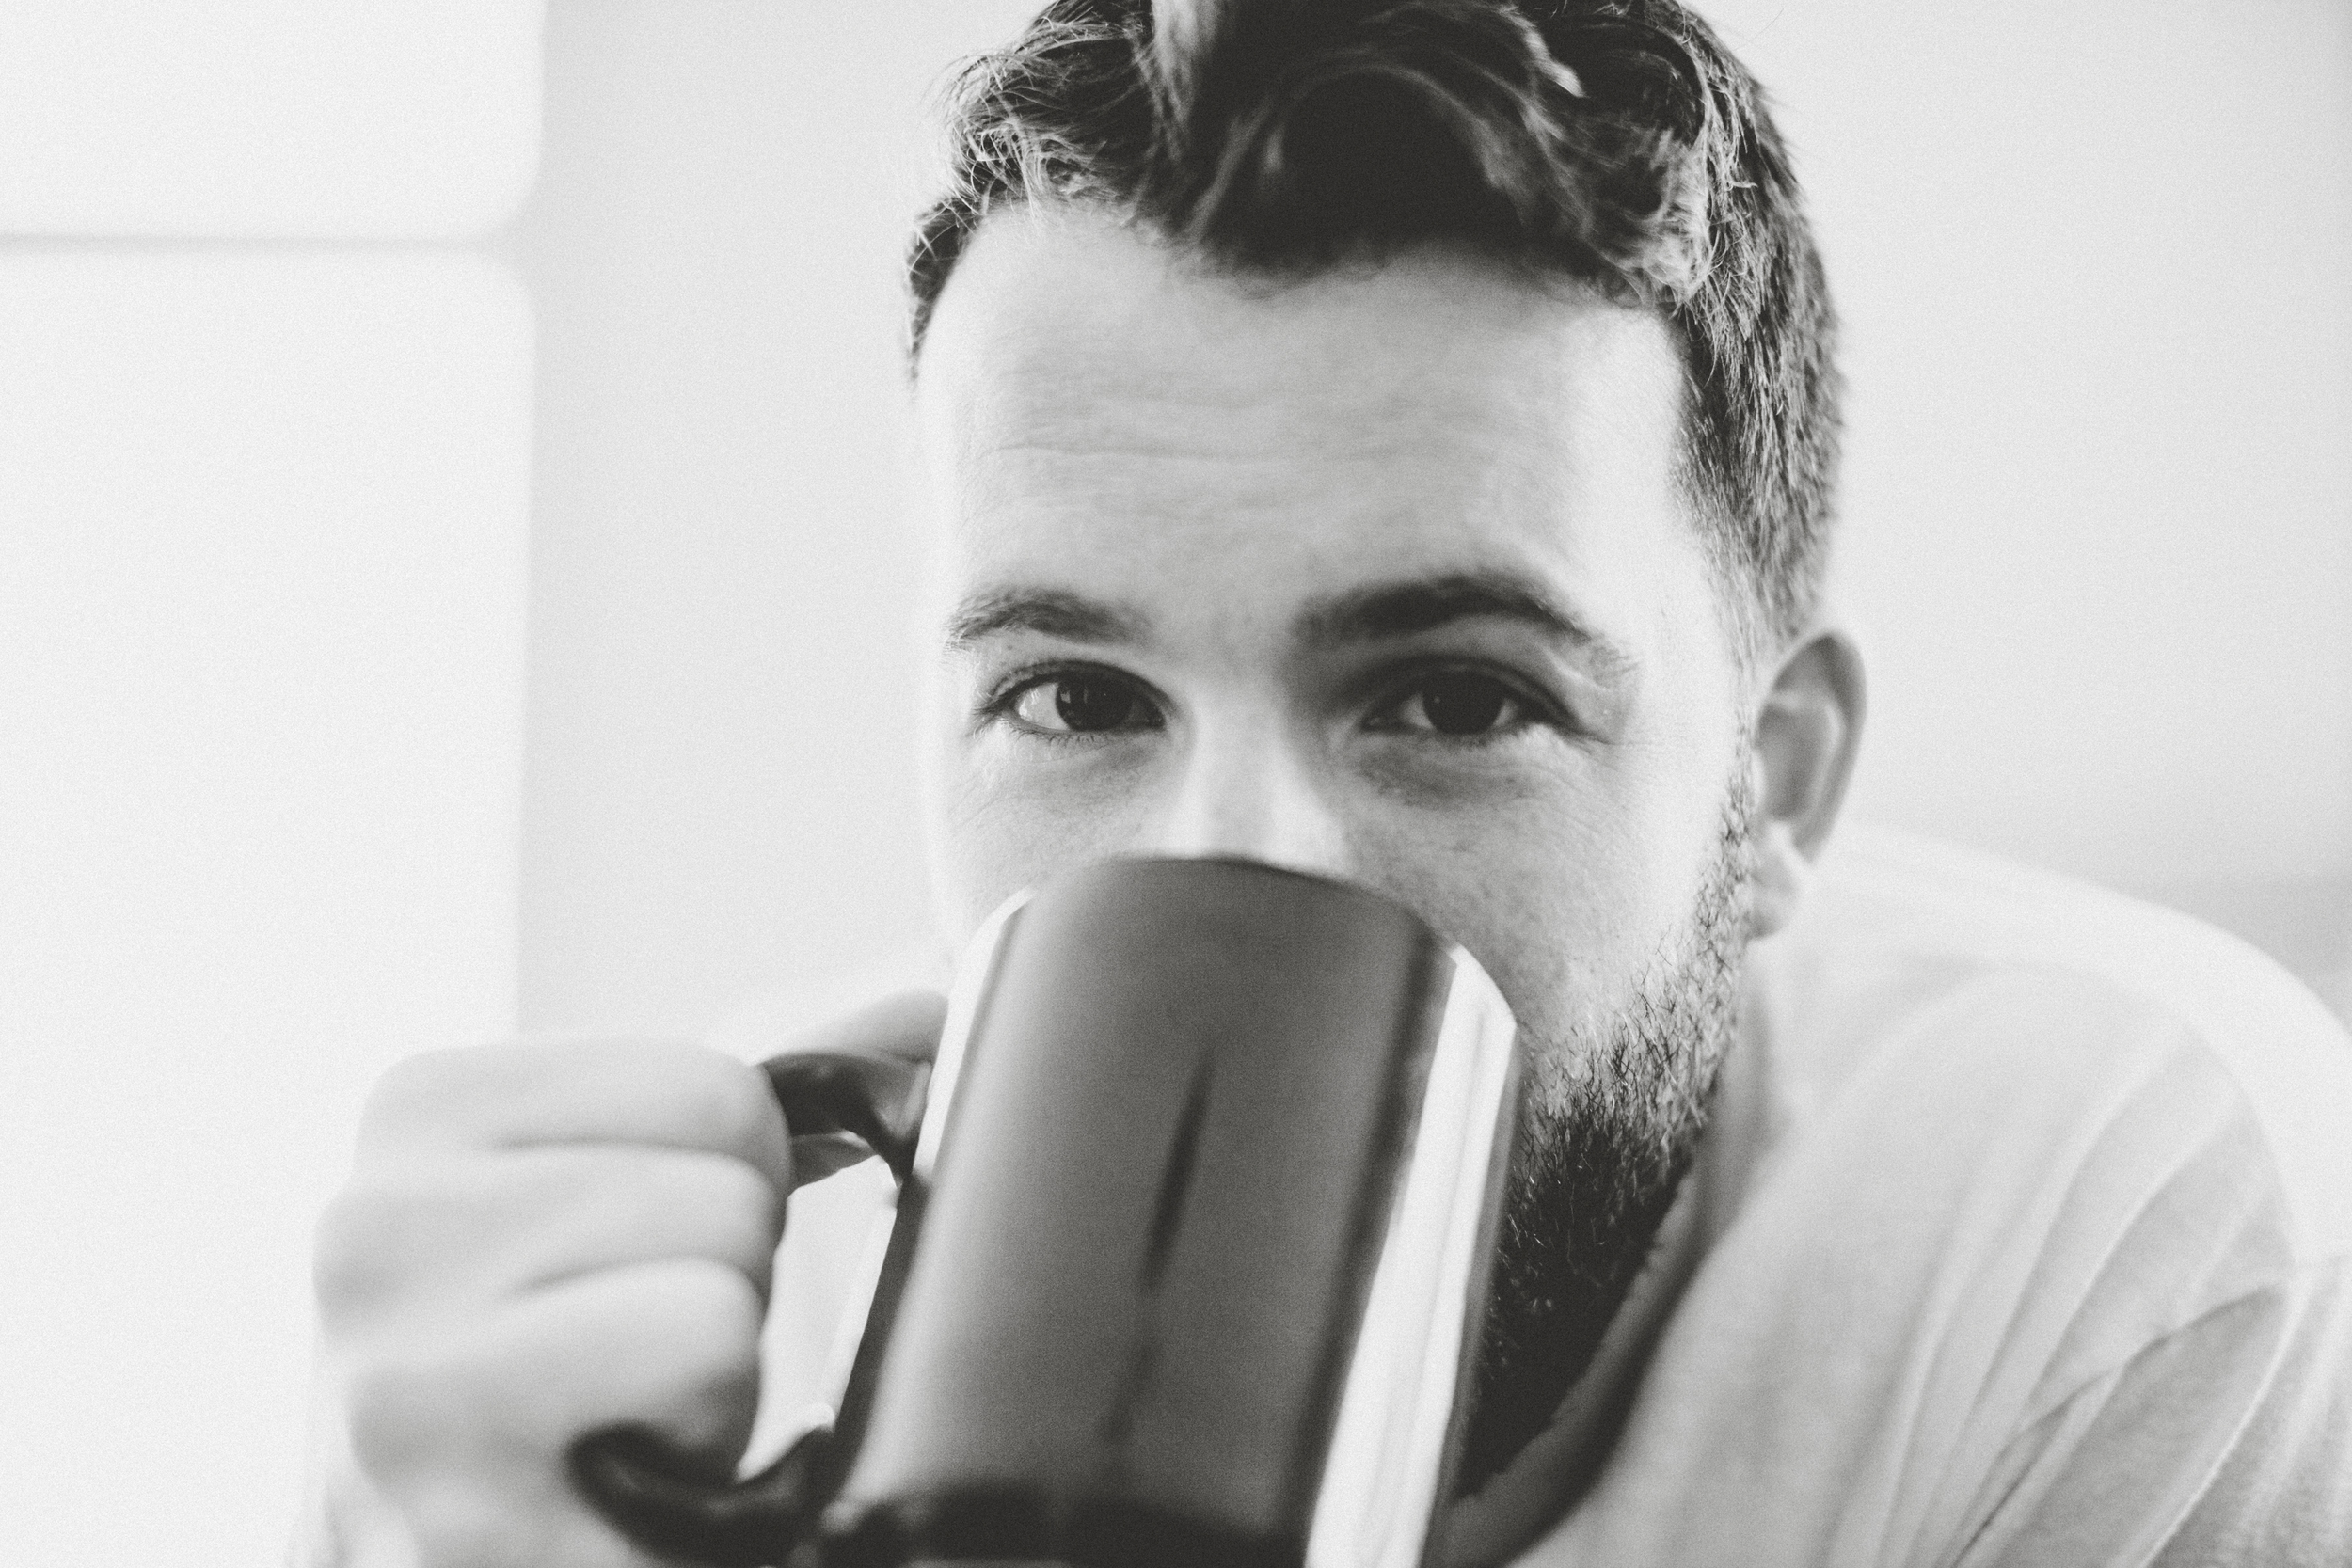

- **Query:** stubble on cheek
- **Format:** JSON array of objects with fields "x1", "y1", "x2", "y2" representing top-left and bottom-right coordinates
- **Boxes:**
[{"x1": 1454, "y1": 760, "x2": 1759, "y2": 1494}]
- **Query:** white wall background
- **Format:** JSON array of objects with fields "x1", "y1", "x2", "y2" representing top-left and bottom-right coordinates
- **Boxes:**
[
  {"x1": 1708, "y1": 0, "x2": 2352, "y2": 981},
  {"x1": 3, "y1": 3, "x2": 2345, "y2": 1564}
]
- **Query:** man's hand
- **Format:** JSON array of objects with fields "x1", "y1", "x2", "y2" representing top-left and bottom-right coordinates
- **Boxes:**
[{"x1": 310, "y1": 991, "x2": 946, "y2": 1567}]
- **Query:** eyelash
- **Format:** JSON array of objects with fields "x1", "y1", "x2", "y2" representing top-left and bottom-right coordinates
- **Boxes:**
[
  {"x1": 1364, "y1": 664, "x2": 1568, "y2": 747},
  {"x1": 977, "y1": 660, "x2": 1573, "y2": 748},
  {"x1": 977, "y1": 661, "x2": 1167, "y2": 746}
]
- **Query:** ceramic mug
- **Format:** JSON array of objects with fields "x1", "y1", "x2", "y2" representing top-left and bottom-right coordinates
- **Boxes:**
[{"x1": 574, "y1": 856, "x2": 1521, "y2": 1568}]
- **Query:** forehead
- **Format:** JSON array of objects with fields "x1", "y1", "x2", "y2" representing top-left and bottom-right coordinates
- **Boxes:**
[{"x1": 913, "y1": 206, "x2": 1700, "y2": 632}]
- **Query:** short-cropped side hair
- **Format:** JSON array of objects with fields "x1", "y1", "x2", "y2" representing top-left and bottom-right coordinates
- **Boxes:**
[{"x1": 907, "y1": 0, "x2": 1842, "y2": 657}]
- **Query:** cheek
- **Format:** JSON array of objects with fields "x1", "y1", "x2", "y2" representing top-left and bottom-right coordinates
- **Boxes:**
[
  {"x1": 1367, "y1": 735, "x2": 1740, "y2": 1056},
  {"x1": 919, "y1": 682, "x2": 1011, "y2": 943},
  {"x1": 1349, "y1": 793, "x2": 1657, "y2": 1050},
  {"x1": 921, "y1": 724, "x2": 1156, "y2": 944}
]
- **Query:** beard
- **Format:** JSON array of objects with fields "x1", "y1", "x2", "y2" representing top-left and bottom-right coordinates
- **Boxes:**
[{"x1": 1451, "y1": 767, "x2": 1759, "y2": 1495}]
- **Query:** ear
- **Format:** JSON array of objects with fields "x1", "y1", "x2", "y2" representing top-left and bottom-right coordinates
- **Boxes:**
[{"x1": 1747, "y1": 625, "x2": 1867, "y2": 940}]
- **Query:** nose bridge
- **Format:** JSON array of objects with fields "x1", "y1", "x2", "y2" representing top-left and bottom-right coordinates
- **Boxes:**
[{"x1": 1148, "y1": 704, "x2": 1351, "y2": 877}]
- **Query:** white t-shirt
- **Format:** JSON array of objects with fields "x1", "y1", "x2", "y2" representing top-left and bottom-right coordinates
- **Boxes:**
[{"x1": 1476, "y1": 824, "x2": 2352, "y2": 1568}]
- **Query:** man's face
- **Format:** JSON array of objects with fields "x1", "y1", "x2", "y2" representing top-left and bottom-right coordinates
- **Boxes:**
[
  {"x1": 911, "y1": 205, "x2": 1757, "y2": 1484},
  {"x1": 915, "y1": 207, "x2": 1746, "y2": 1048}
]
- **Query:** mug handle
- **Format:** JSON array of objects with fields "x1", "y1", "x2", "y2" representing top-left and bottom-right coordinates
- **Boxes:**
[{"x1": 569, "y1": 1049, "x2": 933, "y2": 1568}]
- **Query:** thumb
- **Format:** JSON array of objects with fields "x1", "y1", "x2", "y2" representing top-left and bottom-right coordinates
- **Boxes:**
[{"x1": 782, "y1": 987, "x2": 949, "y2": 1069}]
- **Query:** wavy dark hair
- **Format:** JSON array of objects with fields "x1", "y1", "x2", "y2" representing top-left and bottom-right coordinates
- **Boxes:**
[{"x1": 904, "y1": 0, "x2": 1841, "y2": 657}]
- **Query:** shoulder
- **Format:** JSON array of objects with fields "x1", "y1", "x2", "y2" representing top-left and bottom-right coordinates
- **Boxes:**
[
  {"x1": 1733, "y1": 823, "x2": 2352, "y2": 1271},
  {"x1": 1527, "y1": 832, "x2": 2352, "y2": 1564}
]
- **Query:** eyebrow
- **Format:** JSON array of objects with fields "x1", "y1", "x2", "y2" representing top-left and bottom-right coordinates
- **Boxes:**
[
  {"x1": 1298, "y1": 572, "x2": 1634, "y2": 676},
  {"x1": 942, "y1": 569, "x2": 1632, "y2": 678},
  {"x1": 943, "y1": 587, "x2": 1148, "y2": 651}
]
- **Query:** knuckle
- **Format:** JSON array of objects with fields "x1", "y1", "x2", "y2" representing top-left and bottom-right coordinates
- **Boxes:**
[
  {"x1": 312, "y1": 1164, "x2": 479, "y2": 1327},
  {"x1": 404, "y1": 1490, "x2": 516, "y2": 1568},
  {"x1": 412, "y1": 1507, "x2": 636, "y2": 1568},
  {"x1": 344, "y1": 1344, "x2": 468, "y2": 1483},
  {"x1": 693, "y1": 1155, "x2": 785, "y2": 1255},
  {"x1": 312, "y1": 1184, "x2": 402, "y2": 1324},
  {"x1": 404, "y1": 1487, "x2": 625, "y2": 1568},
  {"x1": 651, "y1": 1259, "x2": 764, "y2": 1381},
  {"x1": 675, "y1": 1050, "x2": 779, "y2": 1161},
  {"x1": 359, "y1": 1045, "x2": 498, "y2": 1148}
]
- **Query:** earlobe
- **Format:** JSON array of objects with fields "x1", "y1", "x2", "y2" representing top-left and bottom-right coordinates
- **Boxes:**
[
  {"x1": 1749, "y1": 817, "x2": 1811, "y2": 939},
  {"x1": 1747, "y1": 626, "x2": 1867, "y2": 939}
]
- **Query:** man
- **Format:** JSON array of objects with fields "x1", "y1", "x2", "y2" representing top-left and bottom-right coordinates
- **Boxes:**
[{"x1": 306, "y1": 1, "x2": 2352, "y2": 1563}]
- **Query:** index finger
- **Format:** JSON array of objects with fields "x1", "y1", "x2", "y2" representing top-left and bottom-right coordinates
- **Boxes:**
[
  {"x1": 359, "y1": 1040, "x2": 795, "y2": 1196},
  {"x1": 739, "y1": 989, "x2": 948, "y2": 1070}
]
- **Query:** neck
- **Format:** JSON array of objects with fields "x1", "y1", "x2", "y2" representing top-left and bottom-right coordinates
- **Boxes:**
[{"x1": 1439, "y1": 1160, "x2": 1710, "y2": 1565}]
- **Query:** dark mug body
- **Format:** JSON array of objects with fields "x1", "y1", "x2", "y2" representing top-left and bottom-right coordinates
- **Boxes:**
[{"x1": 579, "y1": 856, "x2": 1522, "y2": 1568}]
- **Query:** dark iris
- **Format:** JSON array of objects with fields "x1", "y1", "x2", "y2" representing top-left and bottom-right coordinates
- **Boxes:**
[
  {"x1": 1054, "y1": 675, "x2": 1139, "y2": 732},
  {"x1": 1420, "y1": 673, "x2": 1511, "y2": 736}
]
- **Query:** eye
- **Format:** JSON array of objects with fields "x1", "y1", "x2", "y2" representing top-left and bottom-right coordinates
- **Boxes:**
[
  {"x1": 1374, "y1": 671, "x2": 1533, "y2": 738},
  {"x1": 1003, "y1": 670, "x2": 1162, "y2": 736}
]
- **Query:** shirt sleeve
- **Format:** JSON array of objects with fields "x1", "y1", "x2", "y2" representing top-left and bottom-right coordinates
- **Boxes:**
[
  {"x1": 1960, "y1": 1262, "x2": 2352, "y2": 1568},
  {"x1": 2149, "y1": 1261, "x2": 2352, "y2": 1568}
]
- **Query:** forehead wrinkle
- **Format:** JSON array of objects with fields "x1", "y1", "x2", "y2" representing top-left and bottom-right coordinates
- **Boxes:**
[
  {"x1": 957, "y1": 357, "x2": 1577, "y2": 530},
  {"x1": 927, "y1": 216, "x2": 1651, "y2": 477},
  {"x1": 961, "y1": 356, "x2": 1543, "y2": 478}
]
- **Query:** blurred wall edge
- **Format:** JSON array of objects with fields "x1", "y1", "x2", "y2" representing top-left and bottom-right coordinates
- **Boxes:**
[{"x1": 0, "y1": 6, "x2": 541, "y2": 1564}]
